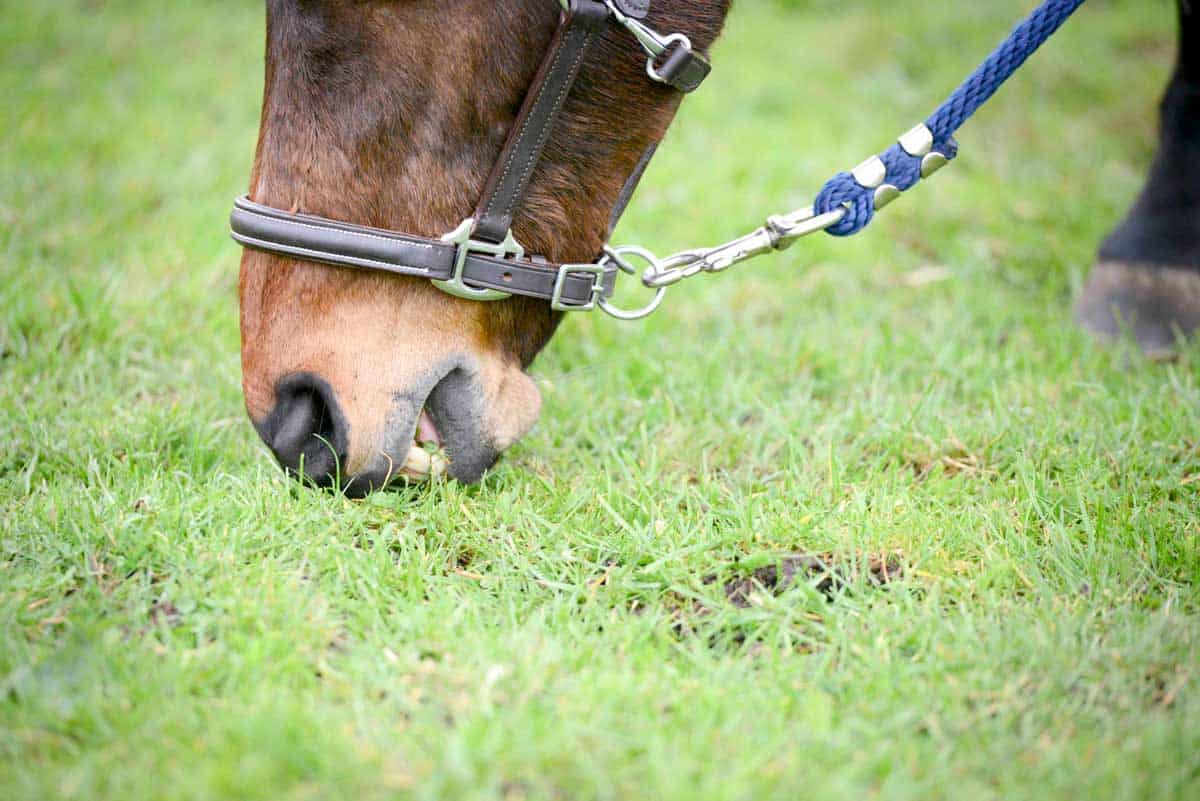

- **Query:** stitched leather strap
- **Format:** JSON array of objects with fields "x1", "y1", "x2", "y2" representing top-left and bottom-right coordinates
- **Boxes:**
[
  {"x1": 230, "y1": 197, "x2": 617, "y2": 307},
  {"x1": 472, "y1": 0, "x2": 609, "y2": 244}
]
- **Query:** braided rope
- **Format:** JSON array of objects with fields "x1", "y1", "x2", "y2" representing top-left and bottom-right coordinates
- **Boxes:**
[{"x1": 814, "y1": 0, "x2": 1087, "y2": 237}]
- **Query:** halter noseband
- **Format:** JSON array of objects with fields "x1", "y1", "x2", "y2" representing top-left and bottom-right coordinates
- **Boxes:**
[{"x1": 230, "y1": 0, "x2": 711, "y2": 316}]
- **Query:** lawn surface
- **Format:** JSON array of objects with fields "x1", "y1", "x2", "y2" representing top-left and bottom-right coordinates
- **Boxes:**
[{"x1": 2, "y1": 1, "x2": 1198, "y2": 799}]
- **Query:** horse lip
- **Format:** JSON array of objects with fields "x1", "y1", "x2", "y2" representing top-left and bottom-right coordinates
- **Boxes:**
[
  {"x1": 423, "y1": 366, "x2": 502, "y2": 483},
  {"x1": 343, "y1": 360, "x2": 503, "y2": 491}
]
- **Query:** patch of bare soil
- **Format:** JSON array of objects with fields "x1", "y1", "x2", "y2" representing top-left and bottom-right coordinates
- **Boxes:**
[
  {"x1": 665, "y1": 551, "x2": 906, "y2": 644},
  {"x1": 904, "y1": 436, "x2": 992, "y2": 481},
  {"x1": 148, "y1": 600, "x2": 181, "y2": 627},
  {"x1": 717, "y1": 552, "x2": 904, "y2": 606}
]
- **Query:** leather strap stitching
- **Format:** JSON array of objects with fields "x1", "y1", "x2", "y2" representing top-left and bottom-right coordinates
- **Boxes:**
[
  {"x1": 231, "y1": 233, "x2": 435, "y2": 275},
  {"x1": 240, "y1": 207, "x2": 437, "y2": 251},
  {"x1": 482, "y1": 24, "x2": 597, "y2": 228},
  {"x1": 479, "y1": 22, "x2": 576, "y2": 225}
]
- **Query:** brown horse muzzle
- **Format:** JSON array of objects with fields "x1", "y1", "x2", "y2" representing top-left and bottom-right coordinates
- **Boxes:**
[
  {"x1": 239, "y1": 251, "x2": 545, "y2": 494},
  {"x1": 250, "y1": 353, "x2": 542, "y2": 495}
]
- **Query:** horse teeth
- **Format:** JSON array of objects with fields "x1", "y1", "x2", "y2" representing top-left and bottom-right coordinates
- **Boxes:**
[
  {"x1": 398, "y1": 443, "x2": 448, "y2": 481},
  {"x1": 403, "y1": 444, "x2": 431, "y2": 477}
]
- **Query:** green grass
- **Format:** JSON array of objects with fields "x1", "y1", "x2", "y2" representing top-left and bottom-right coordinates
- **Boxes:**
[{"x1": 2, "y1": 0, "x2": 1198, "y2": 798}]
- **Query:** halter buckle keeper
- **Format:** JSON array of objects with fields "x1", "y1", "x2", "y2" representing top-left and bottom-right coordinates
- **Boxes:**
[{"x1": 551, "y1": 263, "x2": 607, "y2": 312}]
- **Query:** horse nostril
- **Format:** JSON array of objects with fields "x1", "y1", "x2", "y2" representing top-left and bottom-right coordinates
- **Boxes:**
[{"x1": 256, "y1": 373, "x2": 348, "y2": 487}]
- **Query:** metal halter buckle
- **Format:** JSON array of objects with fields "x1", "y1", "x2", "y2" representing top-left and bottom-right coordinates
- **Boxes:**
[
  {"x1": 435, "y1": 218, "x2": 520, "y2": 301},
  {"x1": 603, "y1": 0, "x2": 694, "y2": 86},
  {"x1": 646, "y1": 34, "x2": 694, "y2": 84},
  {"x1": 550, "y1": 262, "x2": 606, "y2": 312}
]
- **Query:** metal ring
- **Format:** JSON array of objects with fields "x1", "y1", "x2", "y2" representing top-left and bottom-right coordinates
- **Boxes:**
[
  {"x1": 597, "y1": 245, "x2": 668, "y2": 321},
  {"x1": 598, "y1": 290, "x2": 666, "y2": 321},
  {"x1": 646, "y1": 33, "x2": 693, "y2": 84}
]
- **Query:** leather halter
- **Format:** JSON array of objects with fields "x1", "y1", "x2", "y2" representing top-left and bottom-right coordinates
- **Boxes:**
[{"x1": 230, "y1": 0, "x2": 711, "y2": 312}]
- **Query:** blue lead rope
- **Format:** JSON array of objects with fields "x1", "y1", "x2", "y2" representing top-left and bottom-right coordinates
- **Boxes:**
[{"x1": 813, "y1": 0, "x2": 1088, "y2": 237}]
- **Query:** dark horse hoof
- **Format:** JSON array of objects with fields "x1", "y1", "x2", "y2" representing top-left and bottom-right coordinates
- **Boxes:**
[
  {"x1": 1077, "y1": 0, "x2": 1200, "y2": 358},
  {"x1": 1075, "y1": 261, "x2": 1200, "y2": 357}
]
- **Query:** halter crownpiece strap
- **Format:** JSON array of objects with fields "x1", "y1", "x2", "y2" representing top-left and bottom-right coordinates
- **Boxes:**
[{"x1": 231, "y1": 0, "x2": 1087, "y2": 321}]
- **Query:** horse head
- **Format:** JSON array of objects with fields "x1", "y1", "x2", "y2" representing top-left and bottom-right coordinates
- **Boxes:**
[{"x1": 238, "y1": 0, "x2": 730, "y2": 493}]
